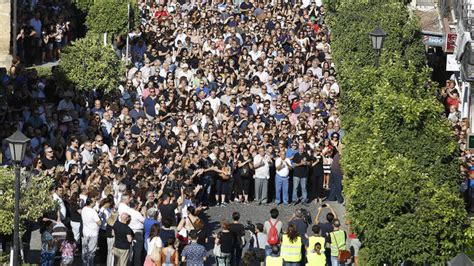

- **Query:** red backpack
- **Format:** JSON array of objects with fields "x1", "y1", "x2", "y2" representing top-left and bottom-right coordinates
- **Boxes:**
[{"x1": 267, "y1": 219, "x2": 279, "y2": 245}]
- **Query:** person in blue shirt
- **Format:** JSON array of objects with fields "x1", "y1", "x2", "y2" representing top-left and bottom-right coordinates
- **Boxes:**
[
  {"x1": 143, "y1": 87, "x2": 158, "y2": 118},
  {"x1": 195, "y1": 81, "x2": 209, "y2": 97},
  {"x1": 286, "y1": 142, "x2": 298, "y2": 159},
  {"x1": 181, "y1": 230, "x2": 207, "y2": 265},
  {"x1": 143, "y1": 207, "x2": 159, "y2": 252}
]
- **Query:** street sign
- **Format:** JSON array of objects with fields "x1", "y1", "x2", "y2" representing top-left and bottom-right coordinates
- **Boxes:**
[
  {"x1": 468, "y1": 134, "x2": 474, "y2": 150},
  {"x1": 445, "y1": 33, "x2": 457, "y2": 53},
  {"x1": 422, "y1": 34, "x2": 445, "y2": 47}
]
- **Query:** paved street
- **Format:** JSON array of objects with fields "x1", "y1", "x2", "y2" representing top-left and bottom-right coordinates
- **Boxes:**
[
  {"x1": 204, "y1": 201, "x2": 347, "y2": 233},
  {"x1": 200, "y1": 201, "x2": 346, "y2": 264}
]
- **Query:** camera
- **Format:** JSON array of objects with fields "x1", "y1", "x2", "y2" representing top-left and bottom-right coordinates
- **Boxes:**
[{"x1": 244, "y1": 220, "x2": 255, "y2": 233}]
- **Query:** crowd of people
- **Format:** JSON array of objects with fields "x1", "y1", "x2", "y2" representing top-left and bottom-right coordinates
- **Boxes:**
[
  {"x1": 14, "y1": 0, "x2": 78, "y2": 66},
  {"x1": 0, "y1": 0, "x2": 356, "y2": 265},
  {"x1": 440, "y1": 79, "x2": 474, "y2": 213},
  {"x1": 211, "y1": 207, "x2": 360, "y2": 266}
]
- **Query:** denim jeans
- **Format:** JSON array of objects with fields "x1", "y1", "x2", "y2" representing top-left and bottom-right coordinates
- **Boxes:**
[
  {"x1": 275, "y1": 174, "x2": 289, "y2": 204},
  {"x1": 331, "y1": 256, "x2": 345, "y2": 266},
  {"x1": 292, "y1": 176, "x2": 307, "y2": 202},
  {"x1": 216, "y1": 253, "x2": 232, "y2": 266}
]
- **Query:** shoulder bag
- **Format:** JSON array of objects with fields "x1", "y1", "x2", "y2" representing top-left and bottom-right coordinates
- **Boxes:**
[{"x1": 332, "y1": 231, "x2": 351, "y2": 263}]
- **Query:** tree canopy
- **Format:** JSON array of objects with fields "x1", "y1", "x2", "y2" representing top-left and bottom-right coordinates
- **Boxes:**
[
  {"x1": 0, "y1": 168, "x2": 55, "y2": 235},
  {"x1": 57, "y1": 35, "x2": 125, "y2": 94},
  {"x1": 328, "y1": 1, "x2": 472, "y2": 264},
  {"x1": 85, "y1": 0, "x2": 137, "y2": 35}
]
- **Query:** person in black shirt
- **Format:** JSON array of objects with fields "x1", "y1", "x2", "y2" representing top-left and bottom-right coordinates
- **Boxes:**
[
  {"x1": 229, "y1": 212, "x2": 245, "y2": 266},
  {"x1": 113, "y1": 213, "x2": 134, "y2": 266},
  {"x1": 292, "y1": 143, "x2": 311, "y2": 205},
  {"x1": 289, "y1": 209, "x2": 309, "y2": 247},
  {"x1": 197, "y1": 148, "x2": 214, "y2": 206},
  {"x1": 157, "y1": 39, "x2": 172, "y2": 62},
  {"x1": 159, "y1": 191, "x2": 184, "y2": 226},
  {"x1": 214, "y1": 220, "x2": 234, "y2": 265},
  {"x1": 310, "y1": 146, "x2": 325, "y2": 203},
  {"x1": 159, "y1": 218, "x2": 177, "y2": 245},
  {"x1": 41, "y1": 147, "x2": 58, "y2": 170},
  {"x1": 67, "y1": 193, "x2": 82, "y2": 244}
]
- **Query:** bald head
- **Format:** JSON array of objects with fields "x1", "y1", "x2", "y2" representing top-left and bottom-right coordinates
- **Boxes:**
[{"x1": 120, "y1": 213, "x2": 130, "y2": 223}]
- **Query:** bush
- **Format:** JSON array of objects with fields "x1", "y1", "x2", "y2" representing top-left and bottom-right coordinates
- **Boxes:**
[
  {"x1": 57, "y1": 35, "x2": 125, "y2": 94},
  {"x1": 327, "y1": 1, "x2": 472, "y2": 263},
  {"x1": 86, "y1": 0, "x2": 136, "y2": 36},
  {"x1": 0, "y1": 168, "x2": 55, "y2": 235}
]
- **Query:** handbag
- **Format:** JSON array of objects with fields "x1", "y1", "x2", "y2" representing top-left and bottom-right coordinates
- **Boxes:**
[
  {"x1": 150, "y1": 237, "x2": 161, "y2": 262},
  {"x1": 213, "y1": 242, "x2": 223, "y2": 257},
  {"x1": 332, "y1": 231, "x2": 351, "y2": 263}
]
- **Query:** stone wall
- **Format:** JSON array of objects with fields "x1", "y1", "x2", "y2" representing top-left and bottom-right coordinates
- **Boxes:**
[{"x1": 0, "y1": 0, "x2": 12, "y2": 68}]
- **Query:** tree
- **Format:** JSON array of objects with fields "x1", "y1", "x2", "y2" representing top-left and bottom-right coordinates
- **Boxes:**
[
  {"x1": 72, "y1": 0, "x2": 96, "y2": 12},
  {"x1": 57, "y1": 35, "x2": 125, "y2": 94},
  {"x1": 0, "y1": 168, "x2": 55, "y2": 235},
  {"x1": 86, "y1": 0, "x2": 137, "y2": 36},
  {"x1": 327, "y1": 1, "x2": 473, "y2": 264}
]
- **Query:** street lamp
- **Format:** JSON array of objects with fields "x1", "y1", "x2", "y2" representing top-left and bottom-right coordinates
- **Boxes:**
[
  {"x1": 6, "y1": 130, "x2": 30, "y2": 266},
  {"x1": 369, "y1": 25, "x2": 387, "y2": 68}
]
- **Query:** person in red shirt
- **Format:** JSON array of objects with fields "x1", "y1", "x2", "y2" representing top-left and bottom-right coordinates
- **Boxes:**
[
  {"x1": 308, "y1": 17, "x2": 320, "y2": 33},
  {"x1": 446, "y1": 90, "x2": 460, "y2": 111},
  {"x1": 154, "y1": 5, "x2": 169, "y2": 23}
]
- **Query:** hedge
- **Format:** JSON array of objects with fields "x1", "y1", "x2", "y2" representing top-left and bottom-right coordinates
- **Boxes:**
[{"x1": 327, "y1": 1, "x2": 473, "y2": 264}]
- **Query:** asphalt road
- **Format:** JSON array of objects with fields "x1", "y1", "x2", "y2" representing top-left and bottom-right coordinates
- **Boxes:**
[{"x1": 204, "y1": 200, "x2": 347, "y2": 234}]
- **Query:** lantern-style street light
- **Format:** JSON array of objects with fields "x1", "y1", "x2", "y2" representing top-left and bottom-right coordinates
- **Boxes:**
[
  {"x1": 6, "y1": 130, "x2": 30, "y2": 266},
  {"x1": 369, "y1": 26, "x2": 387, "y2": 68}
]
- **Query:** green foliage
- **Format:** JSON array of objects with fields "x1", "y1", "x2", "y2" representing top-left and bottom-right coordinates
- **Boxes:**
[
  {"x1": 72, "y1": 0, "x2": 96, "y2": 12},
  {"x1": 0, "y1": 168, "x2": 55, "y2": 235},
  {"x1": 57, "y1": 35, "x2": 125, "y2": 94},
  {"x1": 28, "y1": 65, "x2": 53, "y2": 78},
  {"x1": 86, "y1": 0, "x2": 137, "y2": 35},
  {"x1": 328, "y1": 0, "x2": 472, "y2": 264},
  {"x1": 328, "y1": 2, "x2": 425, "y2": 71}
]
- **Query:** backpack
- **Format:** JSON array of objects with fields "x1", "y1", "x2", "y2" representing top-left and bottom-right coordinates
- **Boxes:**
[{"x1": 267, "y1": 219, "x2": 279, "y2": 245}]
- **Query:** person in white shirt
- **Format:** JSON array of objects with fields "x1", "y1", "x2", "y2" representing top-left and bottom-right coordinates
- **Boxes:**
[
  {"x1": 53, "y1": 187, "x2": 66, "y2": 221},
  {"x1": 81, "y1": 141, "x2": 94, "y2": 164},
  {"x1": 206, "y1": 89, "x2": 221, "y2": 114},
  {"x1": 253, "y1": 146, "x2": 271, "y2": 205},
  {"x1": 81, "y1": 197, "x2": 101, "y2": 266},
  {"x1": 94, "y1": 135, "x2": 110, "y2": 154},
  {"x1": 118, "y1": 195, "x2": 145, "y2": 266},
  {"x1": 176, "y1": 63, "x2": 194, "y2": 83},
  {"x1": 249, "y1": 44, "x2": 262, "y2": 62},
  {"x1": 275, "y1": 149, "x2": 292, "y2": 205}
]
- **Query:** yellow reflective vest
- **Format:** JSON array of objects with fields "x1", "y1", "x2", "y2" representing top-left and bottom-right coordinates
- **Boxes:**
[
  {"x1": 265, "y1": 255, "x2": 283, "y2": 266},
  {"x1": 306, "y1": 251, "x2": 326, "y2": 266},
  {"x1": 329, "y1": 230, "x2": 346, "y2": 257},
  {"x1": 307, "y1": 235, "x2": 325, "y2": 250},
  {"x1": 280, "y1": 235, "x2": 302, "y2": 262}
]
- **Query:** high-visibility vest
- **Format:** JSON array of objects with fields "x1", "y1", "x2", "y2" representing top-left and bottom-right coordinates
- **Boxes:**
[
  {"x1": 306, "y1": 251, "x2": 326, "y2": 265},
  {"x1": 280, "y1": 235, "x2": 302, "y2": 262},
  {"x1": 329, "y1": 230, "x2": 346, "y2": 257},
  {"x1": 265, "y1": 255, "x2": 283, "y2": 266},
  {"x1": 308, "y1": 236, "x2": 325, "y2": 250}
]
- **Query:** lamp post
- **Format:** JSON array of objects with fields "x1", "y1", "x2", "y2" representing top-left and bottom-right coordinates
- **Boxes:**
[
  {"x1": 369, "y1": 26, "x2": 387, "y2": 68},
  {"x1": 12, "y1": 0, "x2": 17, "y2": 56},
  {"x1": 6, "y1": 131, "x2": 30, "y2": 266}
]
